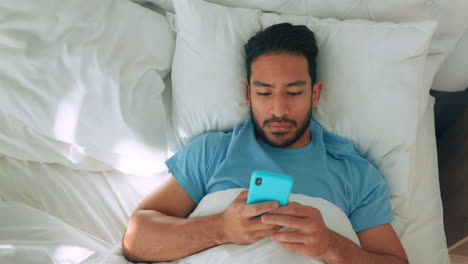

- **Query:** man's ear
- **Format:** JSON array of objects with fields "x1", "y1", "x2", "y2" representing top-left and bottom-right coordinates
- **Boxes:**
[
  {"x1": 311, "y1": 81, "x2": 322, "y2": 108},
  {"x1": 245, "y1": 81, "x2": 251, "y2": 108}
]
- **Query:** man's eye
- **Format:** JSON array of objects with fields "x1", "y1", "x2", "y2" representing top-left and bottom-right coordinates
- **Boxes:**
[
  {"x1": 257, "y1": 92, "x2": 271, "y2": 96},
  {"x1": 288, "y1": 92, "x2": 303, "y2": 96}
]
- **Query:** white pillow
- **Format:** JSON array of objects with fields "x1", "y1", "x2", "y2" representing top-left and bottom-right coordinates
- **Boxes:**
[
  {"x1": 170, "y1": 0, "x2": 436, "y2": 198},
  {"x1": 432, "y1": 29, "x2": 468, "y2": 92},
  {"x1": 0, "y1": 0, "x2": 175, "y2": 175},
  {"x1": 262, "y1": 14, "x2": 436, "y2": 197},
  {"x1": 144, "y1": 0, "x2": 467, "y2": 92},
  {"x1": 170, "y1": 0, "x2": 261, "y2": 147}
]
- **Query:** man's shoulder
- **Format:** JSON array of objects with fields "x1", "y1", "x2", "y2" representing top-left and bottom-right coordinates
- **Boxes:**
[
  {"x1": 321, "y1": 129, "x2": 359, "y2": 157},
  {"x1": 320, "y1": 128, "x2": 377, "y2": 174}
]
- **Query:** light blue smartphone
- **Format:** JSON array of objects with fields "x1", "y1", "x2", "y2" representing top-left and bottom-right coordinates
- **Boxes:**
[{"x1": 246, "y1": 170, "x2": 294, "y2": 206}]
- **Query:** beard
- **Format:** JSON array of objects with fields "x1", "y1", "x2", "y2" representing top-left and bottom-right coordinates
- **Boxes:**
[{"x1": 251, "y1": 108, "x2": 313, "y2": 148}]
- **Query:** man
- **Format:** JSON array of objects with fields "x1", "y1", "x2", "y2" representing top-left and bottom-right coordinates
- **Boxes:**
[{"x1": 122, "y1": 23, "x2": 408, "y2": 263}]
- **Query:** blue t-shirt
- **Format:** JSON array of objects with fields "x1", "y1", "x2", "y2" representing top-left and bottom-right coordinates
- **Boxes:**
[{"x1": 165, "y1": 116, "x2": 394, "y2": 232}]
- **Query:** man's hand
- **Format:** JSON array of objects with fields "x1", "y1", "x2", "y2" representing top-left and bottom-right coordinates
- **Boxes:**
[
  {"x1": 261, "y1": 201, "x2": 335, "y2": 259},
  {"x1": 219, "y1": 190, "x2": 282, "y2": 245},
  {"x1": 261, "y1": 202, "x2": 408, "y2": 264}
]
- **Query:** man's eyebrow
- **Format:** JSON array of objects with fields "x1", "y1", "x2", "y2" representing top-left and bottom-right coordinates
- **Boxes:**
[
  {"x1": 285, "y1": 81, "x2": 307, "y2": 87},
  {"x1": 253, "y1": 81, "x2": 274, "y2": 87}
]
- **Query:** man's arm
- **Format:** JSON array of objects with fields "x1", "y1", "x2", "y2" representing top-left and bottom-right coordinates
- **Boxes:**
[
  {"x1": 122, "y1": 206, "x2": 224, "y2": 262},
  {"x1": 122, "y1": 175, "x2": 280, "y2": 262},
  {"x1": 263, "y1": 202, "x2": 408, "y2": 264},
  {"x1": 319, "y1": 225, "x2": 408, "y2": 264}
]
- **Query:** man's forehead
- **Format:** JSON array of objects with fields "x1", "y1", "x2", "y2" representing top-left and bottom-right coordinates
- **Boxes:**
[
  {"x1": 251, "y1": 53, "x2": 308, "y2": 73},
  {"x1": 252, "y1": 80, "x2": 307, "y2": 88},
  {"x1": 251, "y1": 52, "x2": 307, "y2": 66}
]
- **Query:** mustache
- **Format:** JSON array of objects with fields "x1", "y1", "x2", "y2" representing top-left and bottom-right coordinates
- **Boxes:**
[{"x1": 263, "y1": 116, "x2": 297, "y2": 128}]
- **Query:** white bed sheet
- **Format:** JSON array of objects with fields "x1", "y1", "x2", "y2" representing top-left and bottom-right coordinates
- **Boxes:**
[
  {"x1": 0, "y1": 158, "x2": 169, "y2": 246},
  {"x1": 393, "y1": 96, "x2": 449, "y2": 263},
  {"x1": 0, "y1": 0, "x2": 175, "y2": 176},
  {"x1": 0, "y1": 96, "x2": 448, "y2": 263}
]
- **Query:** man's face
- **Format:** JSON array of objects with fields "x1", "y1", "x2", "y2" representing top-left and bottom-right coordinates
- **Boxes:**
[{"x1": 246, "y1": 52, "x2": 322, "y2": 148}]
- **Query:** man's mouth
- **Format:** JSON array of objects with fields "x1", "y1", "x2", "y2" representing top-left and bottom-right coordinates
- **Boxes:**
[{"x1": 267, "y1": 122, "x2": 293, "y2": 132}]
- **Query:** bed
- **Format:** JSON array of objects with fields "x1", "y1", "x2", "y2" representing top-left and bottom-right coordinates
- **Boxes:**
[{"x1": 0, "y1": 0, "x2": 467, "y2": 263}]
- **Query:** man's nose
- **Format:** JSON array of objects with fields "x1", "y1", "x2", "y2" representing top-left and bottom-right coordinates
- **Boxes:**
[{"x1": 271, "y1": 94, "x2": 289, "y2": 117}]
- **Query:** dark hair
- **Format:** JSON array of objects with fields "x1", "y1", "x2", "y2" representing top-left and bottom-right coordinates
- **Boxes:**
[{"x1": 244, "y1": 23, "x2": 319, "y2": 85}]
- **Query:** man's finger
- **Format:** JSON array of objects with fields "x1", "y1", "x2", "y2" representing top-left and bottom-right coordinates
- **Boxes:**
[
  {"x1": 273, "y1": 225, "x2": 283, "y2": 232},
  {"x1": 271, "y1": 231, "x2": 308, "y2": 244},
  {"x1": 252, "y1": 227, "x2": 280, "y2": 240},
  {"x1": 244, "y1": 201, "x2": 279, "y2": 217},
  {"x1": 261, "y1": 214, "x2": 312, "y2": 230},
  {"x1": 249, "y1": 218, "x2": 280, "y2": 231},
  {"x1": 236, "y1": 190, "x2": 249, "y2": 201},
  {"x1": 279, "y1": 242, "x2": 310, "y2": 257},
  {"x1": 269, "y1": 203, "x2": 320, "y2": 218}
]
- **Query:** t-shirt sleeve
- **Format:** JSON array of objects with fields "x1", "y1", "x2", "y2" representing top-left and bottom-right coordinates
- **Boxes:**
[
  {"x1": 165, "y1": 133, "x2": 223, "y2": 204},
  {"x1": 348, "y1": 158, "x2": 395, "y2": 233}
]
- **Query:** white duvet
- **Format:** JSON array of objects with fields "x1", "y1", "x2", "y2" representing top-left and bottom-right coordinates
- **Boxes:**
[
  {"x1": 179, "y1": 188, "x2": 360, "y2": 264},
  {"x1": 0, "y1": 189, "x2": 359, "y2": 264},
  {"x1": 0, "y1": 0, "x2": 175, "y2": 175}
]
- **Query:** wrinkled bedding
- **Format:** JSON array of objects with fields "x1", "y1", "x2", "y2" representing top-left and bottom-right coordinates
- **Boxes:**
[
  {"x1": 0, "y1": 189, "x2": 359, "y2": 264},
  {"x1": 177, "y1": 188, "x2": 360, "y2": 264},
  {"x1": 0, "y1": 0, "x2": 453, "y2": 263},
  {"x1": 0, "y1": 88, "x2": 448, "y2": 264}
]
